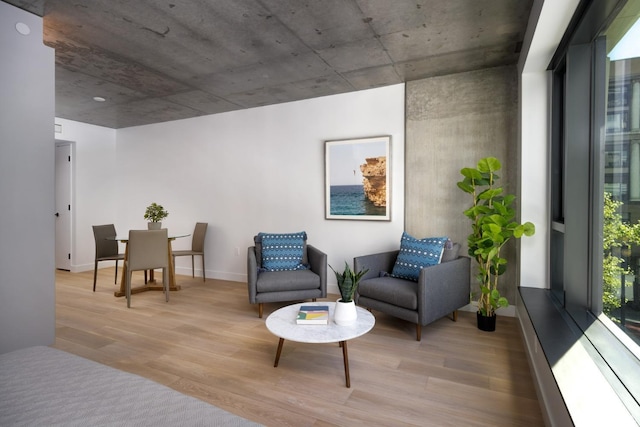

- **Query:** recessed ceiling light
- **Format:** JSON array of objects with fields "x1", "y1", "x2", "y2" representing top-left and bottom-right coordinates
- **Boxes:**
[
  {"x1": 15, "y1": 22, "x2": 30, "y2": 35},
  {"x1": 93, "y1": 96, "x2": 106, "y2": 102}
]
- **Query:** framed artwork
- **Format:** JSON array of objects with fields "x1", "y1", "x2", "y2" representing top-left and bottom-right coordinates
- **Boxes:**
[{"x1": 325, "y1": 135, "x2": 391, "y2": 221}]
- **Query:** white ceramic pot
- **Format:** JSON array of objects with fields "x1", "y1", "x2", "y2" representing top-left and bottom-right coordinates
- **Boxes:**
[
  {"x1": 148, "y1": 222, "x2": 162, "y2": 230},
  {"x1": 334, "y1": 299, "x2": 357, "y2": 325}
]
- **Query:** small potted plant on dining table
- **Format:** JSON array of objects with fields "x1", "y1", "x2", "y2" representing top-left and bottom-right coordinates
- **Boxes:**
[
  {"x1": 330, "y1": 262, "x2": 368, "y2": 325},
  {"x1": 144, "y1": 202, "x2": 169, "y2": 229}
]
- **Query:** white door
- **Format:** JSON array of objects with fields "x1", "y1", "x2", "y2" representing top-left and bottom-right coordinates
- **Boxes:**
[{"x1": 55, "y1": 142, "x2": 72, "y2": 271}]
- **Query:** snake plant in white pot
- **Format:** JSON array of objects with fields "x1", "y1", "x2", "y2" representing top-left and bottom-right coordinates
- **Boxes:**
[
  {"x1": 457, "y1": 157, "x2": 535, "y2": 331},
  {"x1": 330, "y1": 262, "x2": 368, "y2": 325}
]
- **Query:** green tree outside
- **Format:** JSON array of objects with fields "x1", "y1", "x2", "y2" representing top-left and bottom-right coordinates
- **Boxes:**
[{"x1": 603, "y1": 192, "x2": 640, "y2": 317}]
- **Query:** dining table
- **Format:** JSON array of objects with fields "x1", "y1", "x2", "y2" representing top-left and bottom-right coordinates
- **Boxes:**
[{"x1": 108, "y1": 233, "x2": 189, "y2": 298}]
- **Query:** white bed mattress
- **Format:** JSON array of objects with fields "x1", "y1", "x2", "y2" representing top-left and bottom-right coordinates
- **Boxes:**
[{"x1": 0, "y1": 346, "x2": 261, "y2": 426}]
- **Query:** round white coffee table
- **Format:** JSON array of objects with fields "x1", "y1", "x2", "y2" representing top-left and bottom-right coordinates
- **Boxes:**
[{"x1": 265, "y1": 302, "x2": 375, "y2": 387}]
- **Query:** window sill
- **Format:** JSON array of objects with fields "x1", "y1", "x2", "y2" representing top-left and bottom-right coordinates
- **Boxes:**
[{"x1": 517, "y1": 287, "x2": 639, "y2": 426}]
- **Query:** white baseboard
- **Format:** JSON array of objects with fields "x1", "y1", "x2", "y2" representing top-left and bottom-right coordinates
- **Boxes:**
[
  {"x1": 70, "y1": 263, "x2": 97, "y2": 273},
  {"x1": 458, "y1": 303, "x2": 516, "y2": 317},
  {"x1": 173, "y1": 267, "x2": 246, "y2": 283},
  {"x1": 73, "y1": 267, "x2": 518, "y2": 320}
]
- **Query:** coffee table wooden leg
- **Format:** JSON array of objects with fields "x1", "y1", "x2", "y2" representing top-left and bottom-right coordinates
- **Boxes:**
[
  {"x1": 341, "y1": 340, "x2": 350, "y2": 388},
  {"x1": 274, "y1": 338, "x2": 284, "y2": 367}
]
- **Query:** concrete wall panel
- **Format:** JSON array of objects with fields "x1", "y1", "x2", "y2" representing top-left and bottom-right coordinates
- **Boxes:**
[{"x1": 405, "y1": 66, "x2": 519, "y2": 303}]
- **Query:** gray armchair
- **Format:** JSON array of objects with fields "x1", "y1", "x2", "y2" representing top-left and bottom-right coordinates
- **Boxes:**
[
  {"x1": 354, "y1": 243, "x2": 470, "y2": 341},
  {"x1": 247, "y1": 234, "x2": 327, "y2": 318}
]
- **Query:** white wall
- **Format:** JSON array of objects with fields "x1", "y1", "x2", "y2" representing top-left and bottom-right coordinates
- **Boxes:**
[
  {"x1": 516, "y1": 1, "x2": 581, "y2": 423},
  {"x1": 518, "y1": 71, "x2": 550, "y2": 289},
  {"x1": 0, "y1": 2, "x2": 55, "y2": 353},
  {"x1": 517, "y1": 0, "x2": 581, "y2": 289},
  {"x1": 54, "y1": 119, "x2": 118, "y2": 272},
  {"x1": 64, "y1": 84, "x2": 405, "y2": 292}
]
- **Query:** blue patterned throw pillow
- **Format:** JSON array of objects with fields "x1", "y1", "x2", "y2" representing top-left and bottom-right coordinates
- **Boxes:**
[
  {"x1": 391, "y1": 232, "x2": 448, "y2": 281},
  {"x1": 259, "y1": 232, "x2": 309, "y2": 271}
]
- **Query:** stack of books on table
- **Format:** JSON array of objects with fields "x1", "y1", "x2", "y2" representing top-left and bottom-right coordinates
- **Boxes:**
[{"x1": 296, "y1": 305, "x2": 329, "y2": 325}]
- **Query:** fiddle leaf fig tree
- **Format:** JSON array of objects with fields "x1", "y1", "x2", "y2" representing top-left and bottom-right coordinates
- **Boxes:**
[{"x1": 457, "y1": 157, "x2": 535, "y2": 317}]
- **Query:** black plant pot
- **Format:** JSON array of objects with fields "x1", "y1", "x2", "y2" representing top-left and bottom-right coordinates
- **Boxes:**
[{"x1": 477, "y1": 312, "x2": 497, "y2": 332}]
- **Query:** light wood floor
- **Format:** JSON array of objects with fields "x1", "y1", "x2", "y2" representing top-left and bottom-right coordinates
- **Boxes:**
[{"x1": 54, "y1": 268, "x2": 544, "y2": 426}]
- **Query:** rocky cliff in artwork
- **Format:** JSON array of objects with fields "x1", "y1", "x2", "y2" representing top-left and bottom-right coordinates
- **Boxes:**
[{"x1": 360, "y1": 157, "x2": 386, "y2": 207}]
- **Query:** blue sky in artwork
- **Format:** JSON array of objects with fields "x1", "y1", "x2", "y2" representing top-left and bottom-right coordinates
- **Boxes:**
[{"x1": 329, "y1": 140, "x2": 387, "y2": 186}]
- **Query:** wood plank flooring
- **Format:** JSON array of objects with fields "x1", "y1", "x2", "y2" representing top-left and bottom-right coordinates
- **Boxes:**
[{"x1": 54, "y1": 268, "x2": 544, "y2": 426}]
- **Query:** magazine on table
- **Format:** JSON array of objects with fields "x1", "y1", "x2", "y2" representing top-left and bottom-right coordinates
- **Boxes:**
[{"x1": 296, "y1": 305, "x2": 329, "y2": 324}]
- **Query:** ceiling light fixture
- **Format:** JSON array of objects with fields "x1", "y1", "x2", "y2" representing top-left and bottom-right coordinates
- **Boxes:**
[
  {"x1": 93, "y1": 96, "x2": 106, "y2": 102},
  {"x1": 15, "y1": 22, "x2": 30, "y2": 35}
]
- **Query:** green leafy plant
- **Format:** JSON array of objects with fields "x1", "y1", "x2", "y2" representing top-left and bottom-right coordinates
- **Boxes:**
[
  {"x1": 602, "y1": 192, "x2": 640, "y2": 318},
  {"x1": 143, "y1": 202, "x2": 169, "y2": 222},
  {"x1": 457, "y1": 157, "x2": 535, "y2": 317},
  {"x1": 329, "y1": 262, "x2": 369, "y2": 303}
]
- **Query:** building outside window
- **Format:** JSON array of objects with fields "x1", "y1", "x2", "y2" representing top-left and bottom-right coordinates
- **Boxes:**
[{"x1": 603, "y1": 0, "x2": 640, "y2": 346}]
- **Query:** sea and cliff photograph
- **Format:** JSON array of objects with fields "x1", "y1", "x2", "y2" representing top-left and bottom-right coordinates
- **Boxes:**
[
  {"x1": 329, "y1": 184, "x2": 386, "y2": 216},
  {"x1": 325, "y1": 136, "x2": 390, "y2": 220}
]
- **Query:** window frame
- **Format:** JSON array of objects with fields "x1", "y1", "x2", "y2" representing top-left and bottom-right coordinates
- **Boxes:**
[{"x1": 549, "y1": 0, "x2": 640, "y2": 419}]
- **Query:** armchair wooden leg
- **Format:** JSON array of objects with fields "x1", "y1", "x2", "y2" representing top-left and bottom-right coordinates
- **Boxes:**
[
  {"x1": 258, "y1": 303, "x2": 263, "y2": 318},
  {"x1": 452, "y1": 310, "x2": 458, "y2": 322},
  {"x1": 416, "y1": 324, "x2": 422, "y2": 341},
  {"x1": 312, "y1": 298, "x2": 317, "y2": 302}
]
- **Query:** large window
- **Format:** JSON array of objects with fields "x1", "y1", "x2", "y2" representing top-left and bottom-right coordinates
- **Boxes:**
[
  {"x1": 603, "y1": 6, "x2": 640, "y2": 344},
  {"x1": 550, "y1": 0, "x2": 640, "y2": 415}
]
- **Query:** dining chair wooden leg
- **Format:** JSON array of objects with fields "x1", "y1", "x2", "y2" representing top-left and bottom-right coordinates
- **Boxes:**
[
  {"x1": 93, "y1": 261, "x2": 98, "y2": 292},
  {"x1": 201, "y1": 254, "x2": 206, "y2": 281},
  {"x1": 163, "y1": 267, "x2": 169, "y2": 302},
  {"x1": 126, "y1": 270, "x2": 132, "y2": 308},
  {"x1": 118, "y1": 243, "x2": 129, "y2": 296},
  {"x1": 191, "y1": 255, "x2": 195, "y2": 278},
  {"x1": 114, "y1": 260, "x2": 118, "y2": 284},
  {"x1": 167, "y1": 241, "x2": 176, "y2": 289}
]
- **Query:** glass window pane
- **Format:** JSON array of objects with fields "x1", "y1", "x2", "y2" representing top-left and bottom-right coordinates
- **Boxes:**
[{"x1": 603, "y1": 2, "x2": 640, "y2": 346}]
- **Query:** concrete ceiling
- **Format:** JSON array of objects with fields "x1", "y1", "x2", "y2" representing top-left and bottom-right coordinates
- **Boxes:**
[{"x1": 5, "y1": 0, "x2": 533, "y2": 129}]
